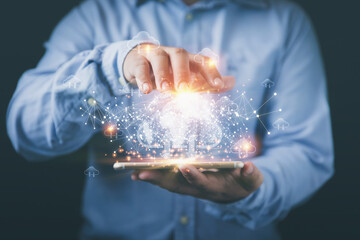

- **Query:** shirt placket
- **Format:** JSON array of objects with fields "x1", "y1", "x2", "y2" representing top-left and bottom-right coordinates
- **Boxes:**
[
  {"x1": 180, "y1": 4, "x2": 200, "y2": 53},
  {"x1": 172, "y1": 6, "x2": 201, "y2": 240},
  {"x1": 174, "y1": 194, "x2": 196, "y2": 240}
]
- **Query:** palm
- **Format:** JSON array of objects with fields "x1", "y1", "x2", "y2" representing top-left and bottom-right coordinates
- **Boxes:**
[{"x1": 132, "y1": 162, "x2": 263, "y2": 203}]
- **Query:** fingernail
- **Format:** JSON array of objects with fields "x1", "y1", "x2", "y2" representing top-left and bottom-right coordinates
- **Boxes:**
[
  {"x1": 244, "y1": 163, "x2": 254, "y2": 176},
  {"x1": 178, "y1": 82, "x2": 188, "y2": 91},
  {"x1": 138, "y1": 172, "x2": 147, "y2": 180},
  {"x1": 142, "y1": 83, "x2": 151, "y2": 93},
  {"x1": 161, "y1": 81, "x2": 171, "y2": 91},
  {"x1": 131, "y1": 174, "x2": 138, "y2": 181},
  {"x1": 214, "y1": 78, "x2": 224, "y2": 88}
]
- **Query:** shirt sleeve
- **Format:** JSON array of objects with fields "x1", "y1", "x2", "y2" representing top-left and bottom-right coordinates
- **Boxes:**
[
  {"x1": 203, "y1": 4, "x2": 334, "y2": 229},
  {"x1": 6, "y1": 1, "x2": 142, "y2": 161}
]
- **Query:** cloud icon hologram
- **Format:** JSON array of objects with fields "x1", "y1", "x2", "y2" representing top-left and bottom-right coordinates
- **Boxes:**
[
  {"x1": 216, "y1": 96, "x2": 239, "y2": 116},
  {"x1": 104, "y1": 124, "x2": 119, "y2": 138},
  {"x1": 273, "y1": 118, "x2": 289, "y2": 130},
  {"x1": 135, "y1": 93, "x2": 225, "y2": 158},
  {"x1": 127, "y1": 31, "x2": 160, "y2": 53},
  {"x1": 231, "y1": 138, "x2": 256, "y2": 159},
  {"x1": 194, "y1": 48, "x2": 220, "y2": 68},
  {"x1": 79, "y1": 84, "x2": 281, "y2": 161},
  {"x1": 63, "y1": 75, "x2": 82, "y2": 89},
  {"x1": 262, "y1": 79, "x2": 275, "y2": 88},
  {"x1": 84, "y1": 166, "x2": 99, "y2": 177},
  {"x1": 137, "y1": 121, "x2": 164, "y2": 149}
]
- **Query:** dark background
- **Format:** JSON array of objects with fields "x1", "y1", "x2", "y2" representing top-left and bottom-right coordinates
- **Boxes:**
[{"x1": 0, "y1": 0, "x2": 359, "y2": 239}]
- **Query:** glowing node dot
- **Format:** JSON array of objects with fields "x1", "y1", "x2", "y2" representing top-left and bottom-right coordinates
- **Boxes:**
[
  {"x1": 246, "y1": 117, "x2": 249, "y2": 120},
  {"x1": 279, "y1": 108, "x2": 282, "y2": 112},
  {"x1": 256, "y1": 115, "x2": 260, "y2": 118},
  {"x1": 208, "y1": 59, "x2": 216, "y2": 68},
  {"x1": 268, "y1": 132, "x2": 271, "y2": 135},
  {"x1": 87, "y1": 98, "x2": 97, "y2": 106},
  {"x1": 274, "y1": 92, "x2": 277, "y2": 96},
  {"x1": 145, "y1": 44, "x2": 151, "y2": 54}
]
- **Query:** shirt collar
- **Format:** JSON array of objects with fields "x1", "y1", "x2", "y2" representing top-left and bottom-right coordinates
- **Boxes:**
[{"x1": 135, "y1": 0, "x2": 268, "y2": 9}]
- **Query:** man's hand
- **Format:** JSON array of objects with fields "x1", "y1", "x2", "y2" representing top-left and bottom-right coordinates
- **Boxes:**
[
  {"x1": 131, "y1": 161, "x2": 263, "y2": 203},
  {"x1": 123, "y1": 44, "x2": 235, "y2": 94}
]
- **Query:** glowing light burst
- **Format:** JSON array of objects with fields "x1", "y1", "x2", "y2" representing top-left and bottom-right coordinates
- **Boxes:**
[
  {"x1": 153, "y1": 92, "x2": 221, "y2": 158},
  {"x1": 79, "y1": 88, "x2": 281, "y2": 162},
  {"x1": 166, "y1": 92, "x2": 213, "y2": 119},
  {"x1": 207, "y1": 59, "x2": 216, "y2": 68},
  {"x1": 231, "y1": 138, "x2": 256, "y2": 159}
]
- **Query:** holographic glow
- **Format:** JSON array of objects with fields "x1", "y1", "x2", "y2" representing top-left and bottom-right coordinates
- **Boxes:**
[
  {"x1": 80, "y1": 86, "x2": 282, "y2": 164},
  {"x1": 78, "y1": 32, "x2": 286, "y2": 166}
]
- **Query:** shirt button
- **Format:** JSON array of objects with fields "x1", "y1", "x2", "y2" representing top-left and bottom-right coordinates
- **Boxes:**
[
  {"x1": 185, "y1": 13, "x2": 193, "y2": 21},
  {"x1": 180, "y1": 216, "x2": 189, "y2": 225},
  {"x1": 87, "y1": 98, "x2": 97, "y2": 106}
]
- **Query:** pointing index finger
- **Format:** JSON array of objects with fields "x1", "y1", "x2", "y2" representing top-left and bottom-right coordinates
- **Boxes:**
[{"x1": 164, "y1": 47, "x2": 191, "y2": 92}]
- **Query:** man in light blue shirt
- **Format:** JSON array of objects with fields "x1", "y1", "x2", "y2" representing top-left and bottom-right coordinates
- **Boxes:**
[{"x1": 7, "y1": 0, "x2": 334, "y2": 239}]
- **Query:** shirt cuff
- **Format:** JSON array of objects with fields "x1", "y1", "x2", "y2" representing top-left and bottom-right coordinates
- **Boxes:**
[
  {"x1": 101, "y1": 39, "x2": 159, "y2": 96},
  {"x1": 101, "y1": 41, "x2": 131, "y2": 95}
]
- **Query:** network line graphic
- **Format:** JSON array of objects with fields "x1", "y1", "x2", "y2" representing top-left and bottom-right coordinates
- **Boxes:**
[
  {"x1": 74, "y1": 31, "x2": 288, "y2": 167},
  {"x1": 79, "y1": 86, "x2": 284, "y2": 162}
]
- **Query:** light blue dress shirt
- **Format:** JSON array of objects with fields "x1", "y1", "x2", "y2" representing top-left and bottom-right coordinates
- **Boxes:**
[{"x1": 7, "y1": 0, "x2": 334, "y2": 239}]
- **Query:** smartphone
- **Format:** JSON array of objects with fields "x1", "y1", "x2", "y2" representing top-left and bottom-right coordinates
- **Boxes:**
[{"x1": 113, "y1": 160, "x2": 244, "y2": 170}]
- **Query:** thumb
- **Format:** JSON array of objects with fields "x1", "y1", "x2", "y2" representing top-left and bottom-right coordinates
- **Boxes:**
[{"x1": 238, "y1": 161, "x2": 263, "y2": 192}]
